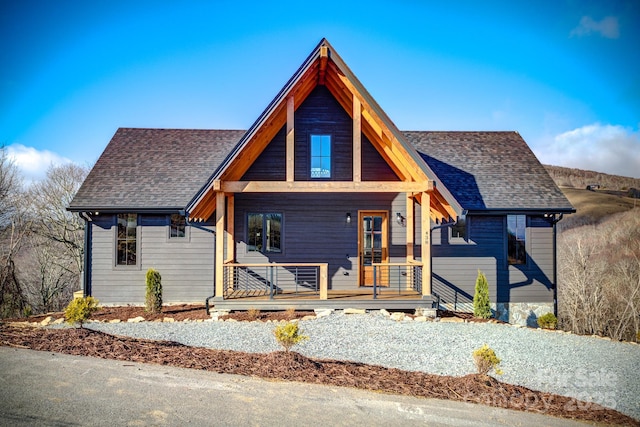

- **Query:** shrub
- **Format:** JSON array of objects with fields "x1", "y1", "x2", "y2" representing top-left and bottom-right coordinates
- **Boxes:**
[
  {"x1": 473, "y1": 344, "x2": 503, "y2": 376},
  {"x1": 247, "y1": 308, "x2": 261, "y2": 321},
  {"x1": 473, "y1": 270, "x2": 492, "y2": 319},
  {"x1": 537, "y1": 312, "x2": 557, "y2": 329},
  {"x1": 145, "y1": 269, "x2": 162, "y2": 314},
  {"x1": 65, "y1": 296, "x2": 99, "y2": 328},
  {"x1": 285, "y1": 307, "x2": 296, "y2": 320},
  {"x1": 274, "y1": 321, "x2": 308, "y2": 352}
]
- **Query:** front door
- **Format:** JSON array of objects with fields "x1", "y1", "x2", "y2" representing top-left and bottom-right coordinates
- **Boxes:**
[{"x1": 359, "y1": 211, "x2": 388, "y2": 286}]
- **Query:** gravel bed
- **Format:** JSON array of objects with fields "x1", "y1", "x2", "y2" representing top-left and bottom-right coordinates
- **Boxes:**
[{"x1": 84, "y1": 311, "x2": 640, "y2": 420}]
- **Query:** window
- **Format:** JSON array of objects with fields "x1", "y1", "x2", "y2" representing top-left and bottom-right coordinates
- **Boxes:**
[
  {"x1": 170, "y1": 214, "x2": 186, "y2": 238},
  {"x1": 116, "y1": 214, "x2": 137, "y2": 265},
  {"x1": 507, "y1": 215, "x2": 526, "y2": 265},
  {"x1": 247, "y1": 213, "x2": 282, "y2": 253},
  {"x1": 450, "y1": 216, "x2": 467, "y2": 240},
  {"x1": 310, "y1": 134, "x2": 331, "y2": 178}
]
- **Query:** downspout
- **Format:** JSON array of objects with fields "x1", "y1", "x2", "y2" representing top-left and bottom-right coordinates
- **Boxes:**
[
  {"x1": 183, "y1": 212, "x2": 217, "y2": 315},
  {"x1": 429, "y1": 216, "x2": 460, "y2": 308},
  {"x1": 551, "y1": 214, "x2": 564, "y2": 317},
  {"x1": 78, "y1": 212, "x2": 92, "y2": 297}
]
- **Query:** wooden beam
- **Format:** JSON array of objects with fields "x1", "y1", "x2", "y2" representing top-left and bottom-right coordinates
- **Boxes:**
[
  {"x1": 421, "y1": 191, "x2": 431, "y2": 297},
  {"x1": 220, "y1": 180, "x2": 432, "y2": 193},
  {"x1": 406, "y1": 195, "x2": 414, "y2": 261},
  {"x1": 225, "y1": 194, "x2": 235, "y2": 263},
  {"x1": 318, "y1": 45, "x2": 328, "y2": 85},
  {"x1": 286, "y1": 96, "x2": 295, "y2": 182},
  {"x1": 215, "y1": 192, "x2": 225, "y2": 299},
  {"x1": 353, "y1": 96, "x2": 361, "y2": 182}
]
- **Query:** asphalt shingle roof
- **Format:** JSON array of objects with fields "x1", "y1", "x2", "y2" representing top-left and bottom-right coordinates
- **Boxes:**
[
  {"x1": 69, "y1": 128, "x2": 245, "y2": 211},
  {"x1": 404, "y1": 131, "x2": 573, "y2": 211},
  {"x1": 70, "y1": 128, "x2": 573, "y2": 213}
]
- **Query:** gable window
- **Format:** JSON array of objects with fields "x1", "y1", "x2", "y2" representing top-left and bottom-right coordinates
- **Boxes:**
[
  {"x1": 310, "y1": 134, "x2": 331, "y2": 178},
  {"x1": 507, "y1": 214, "x2": 526, "y2": 265},
  {"x1": 170, "y1": 214, "x2": 186, "y2": 238},
  {"x1": 247, "y1": 213, "x2": 282, "y2": 253},
  {"x1": 450, "y1": 216, "x2": 467, "y2": 241},
  {"x1": 116, "y1": 214, "x2": 137, "y2": 266}
]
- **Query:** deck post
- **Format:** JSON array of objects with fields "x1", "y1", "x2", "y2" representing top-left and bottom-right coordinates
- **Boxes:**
[
  {"x1": 319, "y1": 264, "x2": 328, "y2": 300},
  {"x1": 421, "y1": 191, "x2": 431, "y2": 297},
  {"x1": 215, "y1": 191, "x2": 225, "y2": 299}
]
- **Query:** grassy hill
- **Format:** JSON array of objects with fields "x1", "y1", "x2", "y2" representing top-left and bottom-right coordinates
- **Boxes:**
[
  {"x1": 543, "y1": 165, "x2": 639, "y2": 231},
  {"x1": 559, "y1": 187, "x2": 638, "y2": 230}
]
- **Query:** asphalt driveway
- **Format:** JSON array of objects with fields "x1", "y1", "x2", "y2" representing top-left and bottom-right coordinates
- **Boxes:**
[{"x1": 0, "y1": 347, "x2": 592, "y2": 426}]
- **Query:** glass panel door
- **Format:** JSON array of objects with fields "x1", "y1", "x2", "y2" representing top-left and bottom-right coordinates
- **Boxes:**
[{"x1": 359, "y1": 212, "x2": 388, "y2": 286}]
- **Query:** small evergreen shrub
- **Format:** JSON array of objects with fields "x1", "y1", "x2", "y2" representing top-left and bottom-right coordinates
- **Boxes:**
[
  {"x1": 473, "y1": 344, "x2": 503, "y2": 376},
  {"x1": 145, "y1": 268, "x2": 162, "y2": 314},
  {"x1": 537, "y1": 312, "x2": 557, "y2": 329},
  {"x1": 247, "y1": 308, "x2": 261, "y2": 321},
  {"x1": 274, "y1": 321, "x2": 308, "y2": 352},
  {"x1": 473, "y1": 270, "x2": 492, "y2": 319},
  {"x1": 65, "y1": 296, "x2": 99, "y2": 328}
]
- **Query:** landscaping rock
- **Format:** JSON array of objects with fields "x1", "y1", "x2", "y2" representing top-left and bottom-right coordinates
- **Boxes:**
[
  {"x1": 108, "y1": 319, "x2": 121, "y2": 324},
  {"x1": 390, "y1": 312, "x2": 405, "y2": 321},
  {"x1": 343, "y1": 308, "x2": 366, "y2": 315},
  {"x1": 127, "y1": 316, "x2": 145, "y2": 323},
  {"x1": 314, "y1": 309, "x2": 333, "y2": 318},
  {"x1": 40, "y1": 316, "x2": 53, "y2": 327}
]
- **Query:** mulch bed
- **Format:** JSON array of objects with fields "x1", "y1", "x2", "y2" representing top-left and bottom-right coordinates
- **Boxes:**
[{"x1": 0, "y1": 323, "x2": 637, "y2": 426}]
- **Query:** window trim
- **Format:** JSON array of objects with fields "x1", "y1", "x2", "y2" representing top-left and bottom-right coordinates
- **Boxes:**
[
  {"x1": 114, "y1": 213, "x2": 140, "y2": 269},
  {"x1": 507, "y1": 214, "x2": 528, "y2": 266},
  {"x1": 246, "y1": 212, "x2": 284, "y2": 255},
  {"x1": 310, "y1": 134, "x2": 332, "y2": 179},
  {"x1": 168, "y1": 214, "x2": 190, "y2": 242}
]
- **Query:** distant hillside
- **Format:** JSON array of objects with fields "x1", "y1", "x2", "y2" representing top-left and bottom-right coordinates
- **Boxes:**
[
  {"x1": 558, "y1": 187, "x2": 638, "y2": 230},
  {"x1": 544, "y1": 165, "x2": 640, "y2": 192},
  {"x1": 543, "y1": 165, "x2": 639, "y2": 230}
]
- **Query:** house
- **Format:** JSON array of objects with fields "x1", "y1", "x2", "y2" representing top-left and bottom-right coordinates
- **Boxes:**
[{"x1": 68, "y1": 39, "x2": 574, "y2": 325}]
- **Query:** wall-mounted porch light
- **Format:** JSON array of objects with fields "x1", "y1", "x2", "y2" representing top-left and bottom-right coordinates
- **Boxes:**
[
  {"x1": 346, "y1": 212, "x2": 352, "y2": 224},
  {"x1": 396, "y1": 212, "x2": 405, "y2": 226}
]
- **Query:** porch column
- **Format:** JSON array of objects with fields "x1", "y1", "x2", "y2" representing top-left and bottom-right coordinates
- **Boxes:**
[
  {"x1": 215, "y1": 191, "x2": 225, "y2": 299},
  {"x1": 226, "y1": 194, "x2": 235, "y2": 263},
  {"x1": 406, "y1": 195, "x2": 414, "y2": 261},
  {"x1": 421, "y1": 191, "x2": 431, "y2": 296}
]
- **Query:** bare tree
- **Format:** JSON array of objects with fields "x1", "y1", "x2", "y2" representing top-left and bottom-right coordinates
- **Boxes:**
[
  {"x1": 17, "y1": 164, "x2": 89, "y2": 313},
  {"x1": 558, "y1": 209, "x2": 640, "y2": 341},
  {"x1": 0, "y1": 146, "x2": 27, "y2": 317}
]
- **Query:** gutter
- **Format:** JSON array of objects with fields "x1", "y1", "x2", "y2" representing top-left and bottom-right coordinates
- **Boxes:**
[
  {"x1": 78, "y1": 212, "x2": 92, "y2": 297},
  {"x1": 548, "y1": 213, "x2": 564, "y2": 318},
  {"x1": 183, "y1": 211, "x2": 217, "y2": 315}
]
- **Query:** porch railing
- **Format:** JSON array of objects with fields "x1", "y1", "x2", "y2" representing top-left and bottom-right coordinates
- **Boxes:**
[
  {"x1": 223, "y1": 263, "x2": 328, "y2": 300},
  {"x1": 371, "y1": 262, "x2": 423, "y2": 298}
]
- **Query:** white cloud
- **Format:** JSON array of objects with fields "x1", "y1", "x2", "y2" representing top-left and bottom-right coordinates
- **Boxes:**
[
  {"x1": 570, "y1": 16, "x2": 619, "y2": 39},
  {"x1": 6, "y1": 144, "x2": 72, "y2": 183},
  {"x1": 535, "y1": 124, "x2": 640, "y2": 178}
]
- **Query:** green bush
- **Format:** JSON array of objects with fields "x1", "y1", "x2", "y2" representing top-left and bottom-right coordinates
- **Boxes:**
[
  {"x1": 273, "y1": 321, "x2": 308, "y2": 352},
  {"x1": 537, "y1": 312, "x2": 557, "y2": 329},
  {"x1": 473, "y1": 270, "x2": 492, "y2": 319},
  {"x1": 145, "y1": 268, "x2": 162, "y2": 314},
  {"x1": 65, "y1": 296, "x2": 99, "y2": 327},
  {"x1": 473, "y1": 344, "x2": 503, "y2": 376}
]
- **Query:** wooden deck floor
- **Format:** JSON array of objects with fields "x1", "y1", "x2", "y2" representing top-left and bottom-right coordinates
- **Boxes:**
[{"x1": 213, "y1": 289, "x2": 435, "y2": 311}]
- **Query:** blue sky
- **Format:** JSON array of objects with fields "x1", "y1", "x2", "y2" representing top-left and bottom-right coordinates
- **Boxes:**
[{"x1": 2, "y1": 0, "x2": 639, "y2": 181}]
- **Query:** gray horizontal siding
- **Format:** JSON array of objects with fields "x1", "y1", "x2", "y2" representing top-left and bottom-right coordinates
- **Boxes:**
[{"x1": 90, "y1": 214, "x2": 214, "y2": 305}]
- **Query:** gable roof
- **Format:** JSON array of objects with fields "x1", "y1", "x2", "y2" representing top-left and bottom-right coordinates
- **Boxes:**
[
  {"x1": 187, "y1": 38, "x2": 461, "y2": 222},
  {"x1": 68, "y1": 128, "x2": 244, "y2": 212},
  {"x1": 405, "y1": 131, "x2": 574, "y2": 212}
]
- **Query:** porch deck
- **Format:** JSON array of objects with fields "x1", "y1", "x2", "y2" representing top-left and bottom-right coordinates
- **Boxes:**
[{"x1": 211, "y1": 289, "x2": 436, "y2": 311}]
